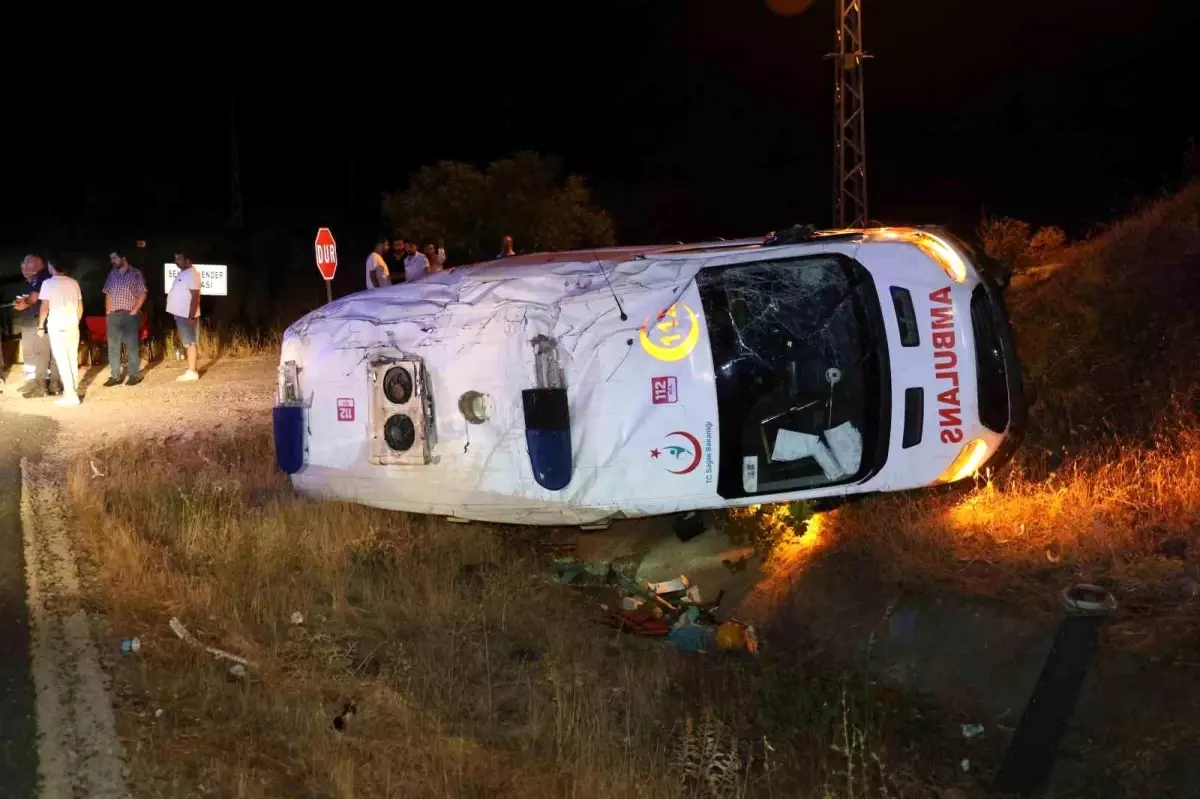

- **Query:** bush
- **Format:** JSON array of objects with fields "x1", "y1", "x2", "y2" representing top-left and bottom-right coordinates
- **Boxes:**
[{"x1": 978, "y1": 215, "x2": 1066, "y2": 272}]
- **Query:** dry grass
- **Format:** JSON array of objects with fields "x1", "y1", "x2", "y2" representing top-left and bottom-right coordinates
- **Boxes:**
[
  {"x1": 69, "y1": 427, "x2": 948, "y2": 798},
  {"x1": 162, "y1": 325, "x2": 283, "y2": 360},
  {"x1": 828, "y1": 421, "x2": 1200, "y2": 609}
]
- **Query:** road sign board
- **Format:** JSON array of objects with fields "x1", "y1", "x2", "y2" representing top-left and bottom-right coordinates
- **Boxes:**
[
  {"x1": 163, "y1": 263, "x2": 228, "y2": 296},
  {"x1": 314, "y1": 228, "x2": 338, "y2": 281}
]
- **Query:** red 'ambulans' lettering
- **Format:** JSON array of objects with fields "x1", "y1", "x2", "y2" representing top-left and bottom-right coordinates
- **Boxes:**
[{"x1": 929, "y1": 287, "x2": 963, "y2": 444}]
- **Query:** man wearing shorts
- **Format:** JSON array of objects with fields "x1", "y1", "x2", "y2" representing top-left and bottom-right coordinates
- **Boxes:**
[{"x1": 166, "y1": 250, "x2": 201, "y2": 381}]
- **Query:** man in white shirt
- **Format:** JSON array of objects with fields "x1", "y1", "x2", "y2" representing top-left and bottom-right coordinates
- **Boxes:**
[
  {"x1": 166, "y1": 251, "x2": 202, "y2": 381},
  {"x1": 403, "y1": 241, "x2": 429, "y2": 284},
  {"x1": 36, "y1": 258, "x2": 84, "y2": 406},
  {"x1": 365, "y1": 236, "x2": 390, "y2": 290}
]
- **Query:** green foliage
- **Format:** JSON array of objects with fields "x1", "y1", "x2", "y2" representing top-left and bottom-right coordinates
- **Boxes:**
[{"x1": 382, "y1": 152, "x2": 616, "y2": 265}]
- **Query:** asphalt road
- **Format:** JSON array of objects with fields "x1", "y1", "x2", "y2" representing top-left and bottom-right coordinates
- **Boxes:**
[{"x1": 0, "y1": 409, "x2": 53, "y2": 798}]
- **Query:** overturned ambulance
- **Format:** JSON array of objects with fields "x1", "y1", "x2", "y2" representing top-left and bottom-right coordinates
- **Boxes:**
[{"x1": 273, "y1": 226, "x2": 1025, "y2": 525}]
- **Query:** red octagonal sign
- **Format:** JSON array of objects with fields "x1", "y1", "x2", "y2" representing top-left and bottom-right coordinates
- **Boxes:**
[{"x1": 314, "y1": 227, "x2": 338, "y2": 281}]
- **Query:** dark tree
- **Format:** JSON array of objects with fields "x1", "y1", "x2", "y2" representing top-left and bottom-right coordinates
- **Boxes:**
[{"x1": 383, "y1": 152, "x2": 616, "y2": 264}]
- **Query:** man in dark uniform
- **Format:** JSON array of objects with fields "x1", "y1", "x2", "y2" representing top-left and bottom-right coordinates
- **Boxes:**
[{"x1": 13, "y1": 254, "x2": 61, "y2": 397}]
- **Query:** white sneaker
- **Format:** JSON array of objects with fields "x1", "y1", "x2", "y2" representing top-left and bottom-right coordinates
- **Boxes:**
[
  {"x1": 53, "y1": 395, "x2": 81, "y2": 407},
  {"x1": 176, "y1": 370, "x2": 200, "y2": 382}
]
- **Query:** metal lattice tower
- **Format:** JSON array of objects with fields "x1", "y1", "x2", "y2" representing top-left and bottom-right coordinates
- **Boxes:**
[{"x1": 827, "y1": 0, "x2": 870, "y2": 228}]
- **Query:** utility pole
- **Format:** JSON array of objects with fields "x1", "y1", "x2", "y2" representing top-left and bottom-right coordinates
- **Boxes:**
[
  {"x1": 826, "y1": 0, "x2": 870, "y2": 228},
  {"x1": 229, "y1": 84, "x2": 244, "y2": 229}
]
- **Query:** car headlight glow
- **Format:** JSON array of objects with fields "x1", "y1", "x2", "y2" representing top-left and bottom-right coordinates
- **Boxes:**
[
  {"x1": 914, "y1": 234, "x2": 968, "y2": 284},
  {"x1": 875, "y1": 229, "x2": 968, "y2": 283},
  {"x1": 936, "y1": 438, "x2": 990, "y2": 484}
]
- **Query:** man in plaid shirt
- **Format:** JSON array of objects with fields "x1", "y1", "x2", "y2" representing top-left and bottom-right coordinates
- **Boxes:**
[{"x1": 102, "y1": 251, "x2": 148, "y2": 386}]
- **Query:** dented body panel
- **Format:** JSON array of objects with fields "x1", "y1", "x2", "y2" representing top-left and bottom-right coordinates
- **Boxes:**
[{"x1": 277, "y1": 229, "x2": 1023, "y2": 524}]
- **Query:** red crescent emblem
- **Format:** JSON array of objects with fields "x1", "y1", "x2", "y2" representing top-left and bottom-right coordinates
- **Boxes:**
[{"x1": 665, "y1": 431, "x2": 703, "y2": 475}]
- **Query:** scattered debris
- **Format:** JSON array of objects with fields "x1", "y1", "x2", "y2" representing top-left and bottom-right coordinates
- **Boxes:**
[
  {"x1": 227, "y1": 664, "x2": 247, "y2": 682},
  {"x1": 668, "y1": 618, "x2": 716, "y2": 652},
  {"x1": 672, "y1": 511, "x2": 706, "y2": 542},
  {"x1": 1059, "y1": 584, "x2": 1118, "y2": 616},
  {"x1": 716, "y1": 620, "x2": 759, "y2": 653},
  {"x1": 119, "y1": 637, "x2": 141, "y2": 654},
  {"x1": 89, "y1": 459, "x2": 106, "y2": 478},
  {"x1": 960, "y1": 758, "x2": 971, "y2": 773},
  {"x1": 961, "y1": 723, "x2": 985, "y2": 739},
  {"x1": 331, "y1": 702, "x2": 358, "y2": 732},
  {"x1": 169, "y1": 617, "x2": 256, "y2": 668},
  {"x1": 289, "y1": 611, "x2": 304, "y2": 626},
  {"x1": 648, "y1": 576, "x2": 690, "y2": 595},
  {"x1": 553, "y1": 558, "x2": 754, "y2": 654},
  {"x1": 602, "y1": 607, "x2": 671, "y2": 637},
  {"x1": 154, "y1": 709, "x2": 164, "y2": 719}
]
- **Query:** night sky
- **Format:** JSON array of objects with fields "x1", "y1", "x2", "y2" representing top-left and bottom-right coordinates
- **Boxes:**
[{"x1": 8, "y1": 1, "x2": 1198, "y2": 246}]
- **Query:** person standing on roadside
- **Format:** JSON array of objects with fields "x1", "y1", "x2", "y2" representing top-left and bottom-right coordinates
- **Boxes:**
[
  {"x1": 365, "y1": 235, "x2": 391, "y2": 290},
  {"x1": 425, "y1": 240, "x2": 447, "y2": 274},
  {"x1": 390, "y1": 234, "x2": 407, "y2": 281},
  {"x1": 13, "y1": 254, "x2": 61, "y2": 397},
  {"x1": 102, "y1": 251, "x2": 148, "y2": 386},
  {"x1": 166, "y1": 251, "x2": 201, "y2": 382},
  {"x1": 37, "y1": 258, "x2": 83, "y2": 406},
  {"x1": 403, "y1": 240, "x2": 428, "y2": 284}
]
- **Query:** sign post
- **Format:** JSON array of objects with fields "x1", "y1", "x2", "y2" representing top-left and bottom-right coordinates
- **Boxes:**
[{"x1": 314, "y1": 227, "x2": 338, "y2": 304}]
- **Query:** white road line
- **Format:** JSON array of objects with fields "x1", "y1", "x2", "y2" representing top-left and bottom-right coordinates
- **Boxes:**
[{"x1": 21, "y1": 458, "x2": 129, "y2": 799}]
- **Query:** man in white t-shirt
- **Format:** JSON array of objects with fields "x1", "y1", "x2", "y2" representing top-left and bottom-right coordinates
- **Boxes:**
[
  {"x1": 166, "y1": 251, "x2": 202, "y2": 381},
  {"x1": 36, "y1": 258, "x2": 84, "y2": 406},
  {"x1": 365, "y1": 235, "x2": 390, "y2": 290}
]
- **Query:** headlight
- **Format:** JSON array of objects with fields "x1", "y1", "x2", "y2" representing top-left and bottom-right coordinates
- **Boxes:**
[
  {"x1": 875, "y1": 229, "x2": 968, "y2": 283},
  {"x1": 914, "y1": 233, "x2": 968, "y2": 284},
  {"x1": 936, "y1": 439, "x2": 989, "y2": 483}
]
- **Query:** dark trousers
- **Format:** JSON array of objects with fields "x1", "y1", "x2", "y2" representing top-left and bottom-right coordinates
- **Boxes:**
[
  {"x1": 19, "y1": 324, "x2": 59, "y2": 387},
  {"x1": 106, "y1": 311, "x2": 141, "y2": 379}
]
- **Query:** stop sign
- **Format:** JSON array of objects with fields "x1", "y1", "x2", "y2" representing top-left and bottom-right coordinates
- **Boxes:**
[{"x1": 314, "y1": 227, "x2": 338, "y2": 280}]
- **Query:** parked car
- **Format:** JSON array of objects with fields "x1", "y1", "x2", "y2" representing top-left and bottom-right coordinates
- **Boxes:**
[{"x1": 274, "y1": 225, "x2": 1025, "y2": 525}]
